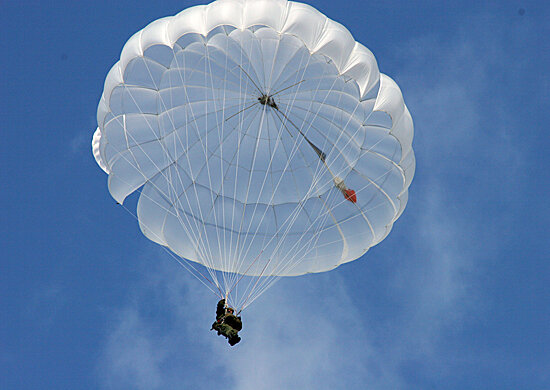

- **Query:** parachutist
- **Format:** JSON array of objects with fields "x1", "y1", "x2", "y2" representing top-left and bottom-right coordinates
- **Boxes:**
[
  {"x1": 92, "y1": 0, "x2": 415, "y2": 314},
  {"x1": 211, "y1": 299, "x2": 242, "y2": 346}
]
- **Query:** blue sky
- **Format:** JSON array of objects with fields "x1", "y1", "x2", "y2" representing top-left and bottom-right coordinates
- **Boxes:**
[{"x1": 1, "y1": 1, "x2": 549, "y2": 389}]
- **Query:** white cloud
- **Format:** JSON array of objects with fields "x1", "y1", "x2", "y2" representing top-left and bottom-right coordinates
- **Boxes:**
[
  {"x1": 97, "y1": 260, "x2": 406, "y2": 390},
  {"x1": 99, "y1": 308, "x2": 165, "y2": 390},
  {"x1": 70, "y1": 131, "x2": 90, "y2": 155}
]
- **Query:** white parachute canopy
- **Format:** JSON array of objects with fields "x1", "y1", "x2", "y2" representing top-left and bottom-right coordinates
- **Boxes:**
[{"x1": 92, "y1": 0, "x2": 415, "y2": 311}]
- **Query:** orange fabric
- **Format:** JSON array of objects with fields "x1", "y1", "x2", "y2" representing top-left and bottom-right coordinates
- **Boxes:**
[{"x1": 344, "y1": 189, "x2": 357, "y2": 203}]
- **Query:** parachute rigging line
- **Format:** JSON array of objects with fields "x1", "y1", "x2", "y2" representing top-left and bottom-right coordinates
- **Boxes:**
[
  {"x1": 92, "y1": 0, "x2": 415, "y2": 312},
  {"x1": 269, "y1": 99, "x2": 357, "y2": 203}
]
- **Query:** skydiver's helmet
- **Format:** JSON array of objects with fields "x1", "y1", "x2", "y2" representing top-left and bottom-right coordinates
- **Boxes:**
[{"x1": 226, "y1": 307, "x2": 234, "y2": 315}]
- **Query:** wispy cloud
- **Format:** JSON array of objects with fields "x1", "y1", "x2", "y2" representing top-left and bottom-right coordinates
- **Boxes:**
[
  {"x1": 70, "y1": 131, "x2": 90, "y2": 155},
  {"x1": 99, "y1": 308, "x2": 166, "y2": 390},
  {"x1": 97, "y1": 260, "x2": 404, "y2": 389}
]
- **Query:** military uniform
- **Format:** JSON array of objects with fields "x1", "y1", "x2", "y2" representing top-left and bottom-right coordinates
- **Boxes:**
[{"x1": 211, "y1": 299, "x2": 242, "y2": 346}]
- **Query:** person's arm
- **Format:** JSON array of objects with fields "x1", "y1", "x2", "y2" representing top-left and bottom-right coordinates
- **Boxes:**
[{"x1": 216, "y1": 300, "x2": 226, "y2": 318}]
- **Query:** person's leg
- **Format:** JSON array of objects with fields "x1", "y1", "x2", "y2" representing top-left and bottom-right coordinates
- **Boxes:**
[
  {"x1": 218, "y1": 323, "x2": 232, "y2": 338},
  {"x1": 228, "y1": 333, "x2": 241, "y2": 346},
  {"x1": 226, "y1": 329, "x2": 240, "y2": 345}
]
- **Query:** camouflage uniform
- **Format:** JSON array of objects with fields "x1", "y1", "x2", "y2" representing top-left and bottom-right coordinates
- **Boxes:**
[{"x1": 211, "y1": 299, "x2": 242, "y2": 346}]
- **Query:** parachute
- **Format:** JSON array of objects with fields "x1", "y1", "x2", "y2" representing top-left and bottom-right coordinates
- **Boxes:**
[{"x1": 92, "y1": 0, "x2": 415, "y2": 311}]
